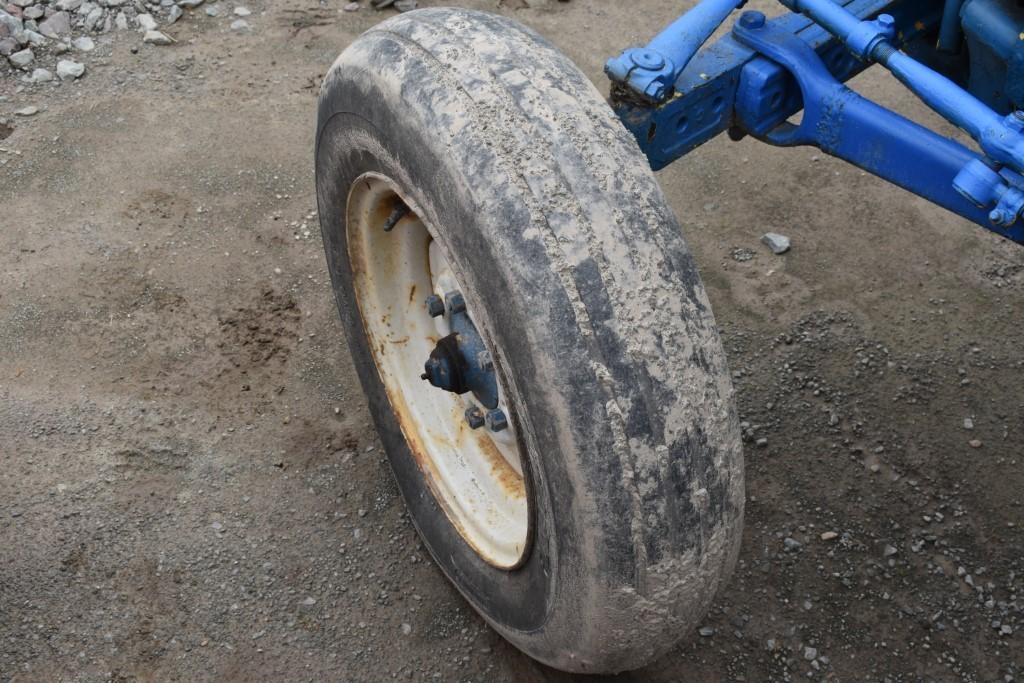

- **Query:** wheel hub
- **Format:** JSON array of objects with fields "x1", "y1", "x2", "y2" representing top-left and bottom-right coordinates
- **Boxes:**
[
  {"x1": 420, "y1": 290, "x2": 500, "y2": 413},
  {"x1": 345, "y1": 173, "x2": 528, "y2": 568}
]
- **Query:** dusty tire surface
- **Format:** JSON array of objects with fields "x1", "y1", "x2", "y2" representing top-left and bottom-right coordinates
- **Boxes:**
[{"x1": 315, "y1": 8, "x2": 744, "y2": 673}]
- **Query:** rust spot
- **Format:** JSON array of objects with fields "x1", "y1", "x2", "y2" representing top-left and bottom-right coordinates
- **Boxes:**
[
  {"x1": 408, "y1": 283, "x2": 417, "y2": 304},
  {"x1": 456, "y1": 419, "x2": 526, "y2": 500},
  {"x1": 388, "y1": 336, "x2": 410, "y2": 345}
]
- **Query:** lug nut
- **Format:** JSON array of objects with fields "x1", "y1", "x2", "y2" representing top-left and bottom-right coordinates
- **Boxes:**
[
  {"x1": 445, "y1": 290, "x2": 466, "y2": 314},
  {"x1": 484, "y1": 408, "x2": 508, "y2": 432},
  {"x1": 465, "y1": 407, "x2": 485, "y2": 430},
  {"x1": 425, "y1": 294, "x2": 445, "y2": 318}
]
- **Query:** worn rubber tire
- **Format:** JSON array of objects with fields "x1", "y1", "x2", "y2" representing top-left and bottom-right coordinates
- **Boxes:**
[{"x1": 315, "y1": 8, "x2": 744, "y2": 674}]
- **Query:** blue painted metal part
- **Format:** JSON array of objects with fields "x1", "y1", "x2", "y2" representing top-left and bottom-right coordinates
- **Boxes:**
[
  {"x1": 936, "y1": 0, "x2": 966, "y2": 52},
  {"x1": 960, "y1": 0, "x2": 1024, "y2": 111},
  {"x1": 606, "y1": 0, "x2": 1024, "y2": 243},
  {"x1": 605, "y1": 0, "x2": 749, "y2": 102},
  {"x1": 787, "y1": 0, "x2": 1024, "y2": 176},
  {"x1": 731, "y1": 12, "x2": 1024, "y2": 242},
  {"x1": 611, "y1": 0, "x2": 911, "y2": 170}
]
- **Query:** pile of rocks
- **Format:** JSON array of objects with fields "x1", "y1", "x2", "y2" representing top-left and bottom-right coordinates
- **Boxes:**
[{"x1": 1, "y1": 0, "x2": 220, "y2": 82}]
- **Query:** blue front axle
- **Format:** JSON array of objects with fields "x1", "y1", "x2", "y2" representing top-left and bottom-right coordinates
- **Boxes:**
[{"x1": 605, "y1": 0, "x2": 1024, "y2": 244}]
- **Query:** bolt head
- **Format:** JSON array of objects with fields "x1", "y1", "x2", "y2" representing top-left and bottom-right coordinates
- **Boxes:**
[
  {"x1": 877, "y1": 13, "x2": 895, "y2": 29},
  {"x1": 739, "y1": 10, "x2": 766, "y2": 29},
  {"x1": 630, "y1": 49, "x2": 665, "y2": 71},
  {"x1": 465, "y1": 407, "x2": 485, "y2": 430},
  {"x1": 484, "y1": 408, "x2": 508, "y2": 432},
  {"x1": 425, "y1": 294, "x2": 445, "y2": 318},
  {"x1": 643, "y1": 81, "x2": 667, "y2": 101},
  {"x1": 445, "y1": 290, "x2": 466, "y2": 315},
  {"x1": 989, "y1": 208, "x2": 1007, "y2": 225}
]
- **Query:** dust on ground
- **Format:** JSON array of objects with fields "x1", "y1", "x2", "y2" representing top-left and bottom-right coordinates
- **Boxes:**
[{"x1": 1, "y1": 0, "x2": 1022, "y2": 681}]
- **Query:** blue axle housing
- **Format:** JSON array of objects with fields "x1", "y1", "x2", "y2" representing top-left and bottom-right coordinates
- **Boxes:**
[{"x1": 605, "y1": 0, "x2": 1024, "y2": 244}]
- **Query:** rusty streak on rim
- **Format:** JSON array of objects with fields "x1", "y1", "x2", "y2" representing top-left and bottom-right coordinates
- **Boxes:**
[{"x1": 345, "y1": 172, "x2": 531, "y2": 569}]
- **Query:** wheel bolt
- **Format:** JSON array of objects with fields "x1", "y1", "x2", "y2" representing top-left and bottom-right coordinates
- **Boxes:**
[
  {"x1": 484, "y1": 408, "x2": 508, "y2": 432},
  {"x1": 425, "y1": 294, "x2": 445, "y2": 317},
  {"x1": 445, "y1": 290, "x2": 466, "y2": 314},
  {"x1": 465, "y1": 407, "x2": 485, "y2": 430}
]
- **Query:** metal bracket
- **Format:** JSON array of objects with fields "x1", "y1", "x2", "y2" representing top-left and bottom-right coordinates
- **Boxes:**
[
  {"x1": 731, "y1": 11, "x2": 1024, "y2": 241},
  {"x1": 605, "y1": 0, "x2": 748, "y2": 102}
]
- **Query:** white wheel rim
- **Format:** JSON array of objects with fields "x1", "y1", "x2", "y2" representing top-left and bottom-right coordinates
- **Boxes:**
[{"x1": 346, "y1": 173, "x2": 529, "y2": 568}]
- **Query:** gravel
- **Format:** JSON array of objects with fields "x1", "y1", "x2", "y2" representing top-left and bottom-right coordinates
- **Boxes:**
[
  {"x1": 8, "y1": 47, "x2": 33, "y2": 67},
  {"x1": 142, "y1": 29, "x2": 172, "y2": 44},
  {"x1": 761, "y1": 231, "x2": 792, "y2": 254},
  {"x1": 1, "y1": 3, "x2": 1021, "y2": 682},
  {"x1": 54, "y1": 57, "x2": 83, "y2": 79}
]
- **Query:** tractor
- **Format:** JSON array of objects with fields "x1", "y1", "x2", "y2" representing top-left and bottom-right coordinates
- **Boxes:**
[{"x1": 314, "y1": 0, "x2": 1023, "y2": 672}]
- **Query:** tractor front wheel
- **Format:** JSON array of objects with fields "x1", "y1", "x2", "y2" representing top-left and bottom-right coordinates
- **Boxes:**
[{"x1": 315, "y1": 8, "x2": 744, "y2": 673}]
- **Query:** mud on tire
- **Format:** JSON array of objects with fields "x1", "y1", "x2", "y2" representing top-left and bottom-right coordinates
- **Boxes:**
[{"x1": 315, "y1": 8, "x2": 745, "y2": 673}]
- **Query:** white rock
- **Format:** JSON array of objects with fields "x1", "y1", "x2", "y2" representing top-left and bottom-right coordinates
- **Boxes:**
[
  {"x1": 71, "y1": 35, "x2": 94, "y2": 50},
  {"x1": 142, "y1": 29, "x2": 172, "y2": 44},
  {"x1": 55, "y1": 58, "x2": 85, "y2": 79},
  {"x1": 136, "y1": 12, "x2": 157, "y2": 30},
  {"x1": 83, "y1": 7, "x2": 103, "y2": 30},
  {"x1": 0, "y1": 11, "x2": 24, "y2": 36},
  {"x1": 114, "y1": 11, "x2": 127, "y2": 29},
  {"x1": 22, "y1": 29, "x2": 46, "y2": 45},
  {"x1": 10, "y1": 0, "x2": 36, "y2": 8},
  {"x1": 761, "y1": 232, "x2": 791, "y2": 255},
  {"x1": 178, "y1": 0, "x2": 204, "y2": 7},
  {"x1": 232, "y1": 5, "x2": 249, "y2": 15},
  {"x1": 229, "y1": 18, "x2": 248, "y2": 29},
  {"x1": 29, "y1": 66, "x2": 52, "y2": 81},
  {"x1": 38, "y1": 11, "x2": 71, "y2": 38},
  {"x1": 8, "y1": 47, "x2": 34, "y2": 68},
  {"x1": 203, "y1": 4, "x2": 219, "y2": 14},
  {"x1": 166, "y1": 4, "x2": 182, "y2": 22},
  {"x1": 56, "y1": 0, "x2": 83, "y2": 10},
  {"x1": 14, "y1": 105, "x2": 38, "y2": 116}
]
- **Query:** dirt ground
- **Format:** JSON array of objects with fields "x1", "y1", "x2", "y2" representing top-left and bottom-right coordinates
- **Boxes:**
[{"x1": 2, "y1": 0, "x2": 1023, "y2": 681}]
